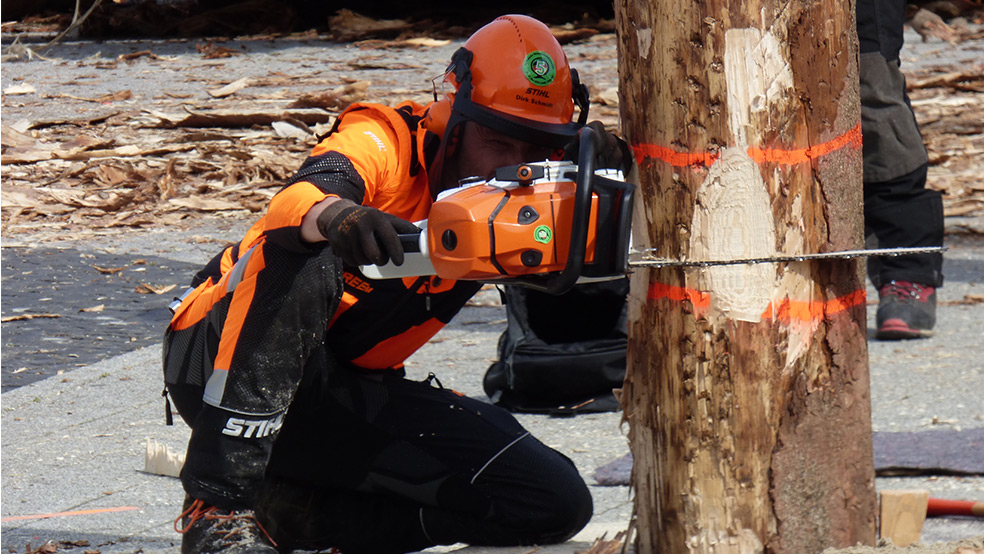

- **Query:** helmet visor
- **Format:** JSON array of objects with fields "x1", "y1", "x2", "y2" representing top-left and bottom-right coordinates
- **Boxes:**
[{"x1": 452, "y1": 93, "x2": 583, "y2": 150}]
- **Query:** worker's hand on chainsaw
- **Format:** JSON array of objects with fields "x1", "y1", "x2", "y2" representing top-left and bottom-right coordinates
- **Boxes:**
[
  {"x1": 317, "y1": 199, "x2": 419, "y2": 267},
  {"x1": 565, "y1": 121, "x2": 633, "y2": 174}
]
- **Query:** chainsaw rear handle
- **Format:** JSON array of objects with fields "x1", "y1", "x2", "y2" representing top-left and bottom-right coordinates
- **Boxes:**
[{"x1": 506, "y1": 125, "x2": 601, "y2": 295}]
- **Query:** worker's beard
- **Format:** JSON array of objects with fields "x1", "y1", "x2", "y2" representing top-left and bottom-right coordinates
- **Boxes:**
[
  {"x1": 439, "y1": 148, "x2": 463, "y2": 193},
  {"x1": 428, "y1": 122, "x2": 466, "y2": 199}
]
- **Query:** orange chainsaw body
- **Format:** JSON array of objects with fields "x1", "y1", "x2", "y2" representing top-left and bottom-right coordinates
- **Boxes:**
[
  {"x1": 360, "y1": 129, "x2": 636, "y2": 295},
  {"x1": 426, "y1": 180, "x2": 601, "y2": 281}
]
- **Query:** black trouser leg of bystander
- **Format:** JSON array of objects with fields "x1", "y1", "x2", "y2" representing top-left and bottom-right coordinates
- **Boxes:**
[
  {"x1": 857, "y1": 0, "x2": 944, "y2": 289},
  {"x1": 864, "y1": 164, "x2": 944, "y2": 287}
]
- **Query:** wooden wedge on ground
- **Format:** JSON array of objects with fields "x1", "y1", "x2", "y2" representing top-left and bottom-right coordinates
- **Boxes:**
[{"x1": 880, "y1": 489, "x2": 930, "y2": 547}]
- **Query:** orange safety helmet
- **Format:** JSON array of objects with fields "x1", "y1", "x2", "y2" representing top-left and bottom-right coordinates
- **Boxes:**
[{"x1": 425, "y1": 15, "x2": 590, "y2": 193}]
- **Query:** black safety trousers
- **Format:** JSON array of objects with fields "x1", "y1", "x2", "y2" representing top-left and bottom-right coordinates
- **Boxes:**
[
  {"x1": 857, "y1": 0, "x2": 944, "y2": 287},
  {"x1": 164, "y1": 243, "x2": 592, "y2": 553},
  {"x1": 253, "y1": 358, "x2": 593, "y2": 553}
]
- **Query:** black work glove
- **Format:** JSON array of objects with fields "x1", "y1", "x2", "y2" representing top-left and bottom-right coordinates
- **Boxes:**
[
  {"x1": 316, "y1": 199, "x2": 419, "y2": 267},
  {"x1": 565, "y1": 121, "x2": 634, "y2": 174}
]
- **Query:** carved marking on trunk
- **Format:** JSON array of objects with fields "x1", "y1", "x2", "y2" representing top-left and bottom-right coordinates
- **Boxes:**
[
  {"x1": 691, "y1": 147, "x2": 776, "y2": 322},
  {"x1": 723, "y1": 28, "x2": 794, "y2": 145},
  {"x1": 636, "y1": 28, "x2": 654, "y2": 60}
]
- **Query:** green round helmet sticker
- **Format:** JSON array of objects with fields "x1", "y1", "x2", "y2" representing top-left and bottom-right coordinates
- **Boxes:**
[
  {"x1": 522, "y1": 51, "x2": 556, "y2": 87},
  {"x1": 534, "y1": 225, "x2": 553, "y2": 244}
]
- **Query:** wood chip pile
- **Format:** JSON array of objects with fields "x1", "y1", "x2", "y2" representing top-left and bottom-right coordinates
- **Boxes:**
[{"x1": 1, "y1": 8, "x2": 981, "y2": 240}]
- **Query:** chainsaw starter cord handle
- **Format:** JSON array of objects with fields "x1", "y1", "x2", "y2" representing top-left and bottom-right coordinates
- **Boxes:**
[{"x1": 317, "y1": 199, "x2": 420, "y2": 267}]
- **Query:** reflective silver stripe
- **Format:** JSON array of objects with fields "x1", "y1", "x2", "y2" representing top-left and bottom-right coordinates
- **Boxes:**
[
  {"x1": 203, "y1": 369, "x2": 229, "y2": 407},
  {"x1": 471, "y1": 432, "x2": 530, "y2": 484},
  {"x1": 200, "y1": 246, "x2": 259, "y2": 406},
  {"x1": 225, "y1": 245, "x2": 257, "y2": 293},
  {"x1": 419, "y1": 508, "x2": 435, "y2": 544},
  {"x1": 168, "y1": 286, "x2": 199, "y2": 314},
  {"x1": 168, "y1": 245, "x2": 257, "y2": 315}
]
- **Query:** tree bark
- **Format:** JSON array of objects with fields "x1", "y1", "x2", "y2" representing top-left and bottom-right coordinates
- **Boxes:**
[{"x1": 613, "y1": 1, "x2": 878, "y2": 552}]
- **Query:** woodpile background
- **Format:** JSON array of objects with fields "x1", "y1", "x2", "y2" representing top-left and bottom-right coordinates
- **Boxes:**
[{"x1": 2, "y1": 4, "x2": 982, "y2": 240}]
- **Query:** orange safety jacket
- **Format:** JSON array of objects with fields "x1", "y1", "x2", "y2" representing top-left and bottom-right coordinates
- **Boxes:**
[{"x1": 168, "y1": 101, "x2": 482, "y2": 371}]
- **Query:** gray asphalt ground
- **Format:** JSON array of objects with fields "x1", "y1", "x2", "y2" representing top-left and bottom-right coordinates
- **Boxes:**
[
  {"x1": 0, "y1": 247, "x2": 202, "y2": 392},
  {"x1": 4, "y1": 25, "x2": 984, "y2": 554},
  {"x1": 3, "y1": 223, "x2": 983, "y2": 554}
]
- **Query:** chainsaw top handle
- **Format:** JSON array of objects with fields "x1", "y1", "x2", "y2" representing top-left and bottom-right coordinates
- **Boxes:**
[{"x1": 507, "y1": 125, "x2": 600, "y2": 295}]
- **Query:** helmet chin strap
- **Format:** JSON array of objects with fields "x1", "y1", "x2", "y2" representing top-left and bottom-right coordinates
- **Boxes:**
[{"x1": 571, "y1": 68, "x2": 590, "y2": 126}]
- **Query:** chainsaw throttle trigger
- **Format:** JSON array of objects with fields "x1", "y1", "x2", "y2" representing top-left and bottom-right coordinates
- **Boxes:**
[{"x1": 398, "y1": 233, "x2": 423, "y2": 253}]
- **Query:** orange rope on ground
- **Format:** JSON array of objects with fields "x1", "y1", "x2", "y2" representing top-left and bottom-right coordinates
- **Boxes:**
[{"x1": 1, "y1": 506, "x2": 141, "y2": 522}]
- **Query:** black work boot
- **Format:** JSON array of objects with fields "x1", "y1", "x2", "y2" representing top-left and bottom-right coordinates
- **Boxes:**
[
  {"x1": 176, "y1": 497, "x2": 279, "y2": 554},
  {"x1": 254, "y1": 478, "x2": 427, "y2": 553},
  {"x1": 875, "y1": 280, "x2": 937, "y2": 340},
  {"x1": 253, "y1": 480, "x2": 343, "y2": 554}
]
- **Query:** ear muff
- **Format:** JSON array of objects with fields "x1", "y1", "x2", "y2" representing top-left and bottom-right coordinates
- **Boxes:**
[{"x1": 423, "y1": 97, "x2": 452, "y2": 138}]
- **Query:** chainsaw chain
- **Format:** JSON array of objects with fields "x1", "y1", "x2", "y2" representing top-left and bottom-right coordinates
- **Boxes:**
[{"x1": 627, "y1": 246, "x2": 947, "y2": 268}]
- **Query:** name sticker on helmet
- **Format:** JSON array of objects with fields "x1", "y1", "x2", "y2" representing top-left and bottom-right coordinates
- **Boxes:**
[{"x1": 522, "y1": 51, "x2": 556, "y2": 87}]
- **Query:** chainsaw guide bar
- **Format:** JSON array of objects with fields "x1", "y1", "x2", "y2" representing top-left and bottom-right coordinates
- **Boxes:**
[{"x1": 627, "y1": 246, "x2": 947, "y2": 268}]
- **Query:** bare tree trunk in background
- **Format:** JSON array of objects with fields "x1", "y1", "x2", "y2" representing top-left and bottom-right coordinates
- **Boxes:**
[{"x1": 613, "y1": 0, "x2": 878, "y2": 552}]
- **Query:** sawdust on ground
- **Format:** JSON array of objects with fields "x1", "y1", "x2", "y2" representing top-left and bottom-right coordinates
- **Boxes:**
[
  {"x1": 2, "y1": 16, "x2": 983, "y2": 242},
  {"x1": 824, "y1": 535, "x2": 984, "y2": 554}
]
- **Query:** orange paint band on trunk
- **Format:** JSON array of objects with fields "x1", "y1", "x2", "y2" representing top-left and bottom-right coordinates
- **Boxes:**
[
  {"x1": 647, "y1": 282, "x2": 711, "y2": 310},
  {"x1": 648, "y1": 282, "x2": 866, "y2": 323},
  {"x1": 632, "y1": 124, "x2": 862, "y2": 168},
  {"x1": 747, "y1": 124, "x2": 862, "y2": 165},
  {"x1": 630, "y1": 144, "x2": 720, "y2": 168},
  {"x1": 762, "y1": 289, "x2": 867, "y2": 322}
]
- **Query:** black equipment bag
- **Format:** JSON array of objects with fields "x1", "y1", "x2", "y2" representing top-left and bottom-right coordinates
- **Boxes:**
[{"x1": 483, "y1": 278, "x2": 629, "y2": 415}]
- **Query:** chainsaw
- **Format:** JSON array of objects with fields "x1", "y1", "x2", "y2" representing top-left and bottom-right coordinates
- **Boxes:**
[
  {"x1": 361, "y1": 126, "x2": 636, "y2": 295},
  {"x1": 361, "y1": 127, "x2": 945, "y2": 293}
]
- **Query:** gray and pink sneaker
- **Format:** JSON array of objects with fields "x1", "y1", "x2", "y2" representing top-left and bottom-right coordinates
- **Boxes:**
[{"x1": 875, "y1": 281, "x2": 937, "y2": 340}]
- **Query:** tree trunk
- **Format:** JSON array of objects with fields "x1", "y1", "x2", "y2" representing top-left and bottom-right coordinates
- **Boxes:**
[{"x1": 613, "y1": 1, "x2": 878, "y2": 552}]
